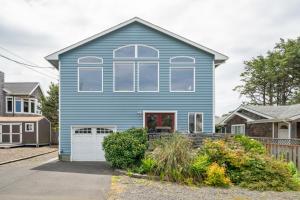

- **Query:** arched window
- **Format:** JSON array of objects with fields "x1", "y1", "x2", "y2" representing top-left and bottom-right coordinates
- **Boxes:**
[
  {"x1": 113, "y1": 44, "x2": 159, "y2": 58},
  {"x1": 78, "y1": 56, "x2": 103, "y2": 64},
  {"x1": 170, "y1": 56, "x2": 195, "y2": 64},
  {"x1": 113, "y1": 44, "x2": 159, "y2": 92},
  {"x1": 113, "y1": 45, "x2": 135, "y2": 58}
]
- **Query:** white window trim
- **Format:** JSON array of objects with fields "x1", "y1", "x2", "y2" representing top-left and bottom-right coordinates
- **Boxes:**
[
  {"x1": 5, "y1": 96, "x2": 13, "y2": 113},
  {"x1": 169, "y1": 66, "x2": 195, "y2": 92},
  {"x1": 77, "y1": 67, "x2": 103, "y2": 93},
  {"x1": 231, "y1": 124, "x2": 245, "y2": 135},
  {"x1": 78, "y1": 56, "x2": 103, "y2": 64},
  {"x1": 12, "y1": 97, "x2": 38, "y2": 114},
  {"x1": 137, "y1": 61, "x2": 159, "y2": 92},
  {"x1": 170, "y1": 56, "x2": 195, "y2": 64},
  {"x1": 113, "y1": 44, "x2": 159, "y2": 59},
  {"x1": 188, "y1": 112, "x2": 204, "y2": 133},
  {"x1": 142, "y1": 110, "x2": 177, "y2": 131},
  {"x1": 25, "y1": 123, "x2": 34, "y2": 132},
  {"x1": 113, "y1": 62, "x2": 135, "y2": 92}
]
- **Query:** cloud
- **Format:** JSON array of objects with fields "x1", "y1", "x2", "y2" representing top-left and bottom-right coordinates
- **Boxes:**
[{"x1": 0, "y1": 0, "x2": 299, "y2": 115}]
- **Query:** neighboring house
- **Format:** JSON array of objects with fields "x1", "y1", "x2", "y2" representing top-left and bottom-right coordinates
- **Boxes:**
[
  {"x1": 217, "y1": 104, "x2": 300, "y2": 139},
  {"x1": 45, "y1": 17, "x2": 228, "y2": 161},
  {"x1": 0, "y1": 71, "x2": 51, "y2": 147}
]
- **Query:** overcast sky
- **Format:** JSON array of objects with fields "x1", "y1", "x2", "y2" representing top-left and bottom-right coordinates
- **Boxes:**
[{"x1": 0, "y1": 0, "x2": 299, "y2": 115}]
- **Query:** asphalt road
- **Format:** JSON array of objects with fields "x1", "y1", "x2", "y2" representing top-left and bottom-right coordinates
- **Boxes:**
[{"x1": 0, "y1": 152, "x2": 112, "y2": 200}]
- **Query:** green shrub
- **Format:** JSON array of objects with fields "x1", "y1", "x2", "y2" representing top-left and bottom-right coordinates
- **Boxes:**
[
  {"x1": 201, "y1": 137, "x2": 300, "y2": 191},
  {"x1": 233, "y1": 135, "x2": 266, "y2": 154},
  {"x1": 205, "y1": 162, "x2": 231, "y2": 187},
  {"x1": 150, "y1": 134, "x2": 194, "y2": 182},
  {"x1": 139, "y1": 156, "x2": 157, "y2": 174},
  {"x1": 190, "y1": 154, "x2": 211, "y2": 180},
  {"x1": 102, "y1": 128, "x2": 148, "y2": 169}
]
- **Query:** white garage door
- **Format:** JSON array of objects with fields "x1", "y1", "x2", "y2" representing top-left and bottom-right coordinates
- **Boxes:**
[{"x1": 71, "y1": 126, "x2": 115, "y2": 161}]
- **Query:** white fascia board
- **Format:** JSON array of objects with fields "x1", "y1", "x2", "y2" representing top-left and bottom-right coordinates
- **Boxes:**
[{"x1": 45, "y1": 17, "x2": 228, "y2": 68}]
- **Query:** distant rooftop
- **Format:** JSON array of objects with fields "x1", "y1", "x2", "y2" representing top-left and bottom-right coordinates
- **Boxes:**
[
  {"x1": 3, "y1": 82, "x2": 39, "y2": 95},
  {"x1": 244, "y1": 104, "x2": 300, "y2": 119}
]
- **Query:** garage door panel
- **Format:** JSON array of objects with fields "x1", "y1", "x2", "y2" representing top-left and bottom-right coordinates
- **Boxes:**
[{"x1": 71, "y1": 127, "x2": 113, "y2": 161}]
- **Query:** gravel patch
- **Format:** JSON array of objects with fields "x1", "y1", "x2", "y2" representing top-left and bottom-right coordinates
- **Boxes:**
[
  {"x1": 0, "y1": 146, "x2": 57, "y2": 164},
  {"x1": 108, "y1": 175, "x2": 300, "y2": 200}
]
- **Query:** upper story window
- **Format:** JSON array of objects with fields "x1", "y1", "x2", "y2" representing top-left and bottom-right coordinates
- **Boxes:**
[
  {"x1": 78, "y1": 56, "x2": 103, "y2": 92},
  {"x1": 170, "y1": 56, "x2": 195, "y2": 64},
  {"x1": 113, "y1": 44, "x2": 159, "y2": 59},
  {"x1": 78, "y1": 67, "x2": 103, "y2": 92},
  {"x1": 170, "y1": 56, "x2": 195, "y2": 92},
  {"x1": 138, "y1": 62, "x2": 159, "y2": 92},
  {"x1": 6, "y1": 96, "x2": 39, "y2": 114},
  {"x1": 78, "y1": 56, "x2": 103, "y2": 64},
  {"x1": 113, "y1": 62, "x2": 135, "y2": 92},
  {"x1": 6, "y1": 97, "x2": 13, "y2": 113},
  {"x1": 113, "y1": 45, "x2": 159, "y2": 92}
]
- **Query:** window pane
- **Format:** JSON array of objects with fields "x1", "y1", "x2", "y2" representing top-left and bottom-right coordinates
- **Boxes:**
[
  {"x1": 15, "y1": 100, "x2": 21, "y2": 112},
  {"x1": 196, "y1": 113, "x2": 202, "y2": 132},
  {"x1": 114, "y1": 63, "x2": 134, "y2": 91},
  {"x1": 7, "y1": 98, "x2": 12, "y2": 112},
  {"x1": 138, "y1": 63, "x2": 158, "y2": 91},
  {"x1": 31, "y1": 101, "x2": 35, "y2": 113},
  {"x1": 114, "y1": 45, "x2": 135, "y2": 58},
  {"x1": 171, "y1": 57, "x2": 194, "y2": 63},
  {"x1": 78, "y1": 56, "x2": 102, "y2": 64},
  {"x1": 171, "y1": 68, "x2": 194, "y2": 91},
  {"x1": 189, "y1": 113, "x2": 195, "y2": 133},
  {"x1": 137, "y1": 46, "x2": 158, "y2": 58},
  {"x1": 79, "y1": 68, "x2": 102, "y2": 91},
  {"x1": 24, "y1": 100, "x2": 29, "y2": 113}
]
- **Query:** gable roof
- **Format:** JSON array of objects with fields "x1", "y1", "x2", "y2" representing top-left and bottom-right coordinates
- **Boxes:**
[
  {"x1": 219, "y1": 104, "x2": 300, "y2": 125},
  {"x1": 3, "y1": 82, "x2": 40, "y2": 95},
  {"x1": 45, "y1": 17, "x2": 228, "y2": 68}
]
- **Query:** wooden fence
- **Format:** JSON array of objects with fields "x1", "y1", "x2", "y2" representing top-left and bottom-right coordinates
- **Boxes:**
[
  {"x1": 250, "y1": 137, "x2": 300, "y2": 170},
  {"x1": 147, "y1": 133, "x2": 300, "y2": 170}
]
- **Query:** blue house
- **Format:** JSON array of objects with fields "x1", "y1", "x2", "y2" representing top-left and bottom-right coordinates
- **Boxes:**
[{"x1": 46, "y1": 17, "x2": 228, "y2": 161}]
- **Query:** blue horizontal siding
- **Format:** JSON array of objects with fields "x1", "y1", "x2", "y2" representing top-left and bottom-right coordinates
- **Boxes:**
[{"x1": 59, "y1": 22, "x2": 214, "y2": 154}]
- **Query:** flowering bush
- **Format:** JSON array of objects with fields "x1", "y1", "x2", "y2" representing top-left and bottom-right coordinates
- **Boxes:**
[{"x1": 205, "y1": 162, "x2": 231, "y2": 187}]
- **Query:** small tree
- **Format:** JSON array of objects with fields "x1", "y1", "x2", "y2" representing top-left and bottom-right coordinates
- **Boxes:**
[{"x1": 40, "y1": 83, "x2": 59, "y2": 132}]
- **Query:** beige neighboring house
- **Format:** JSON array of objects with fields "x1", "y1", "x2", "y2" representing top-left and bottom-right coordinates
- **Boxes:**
[
  {"x1": 0, "y1": 71, "x2": 51, "y2": 147},
  {"x1": 217, "y1": 104, "x2": 300, "y2": 139}
]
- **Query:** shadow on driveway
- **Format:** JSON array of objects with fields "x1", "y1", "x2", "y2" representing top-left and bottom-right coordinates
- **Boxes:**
[{"x1": 31, "y1": 161, "x2": 113, "y2": 175}]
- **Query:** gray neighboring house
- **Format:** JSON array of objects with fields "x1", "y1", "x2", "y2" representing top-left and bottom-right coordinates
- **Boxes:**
[
  {"x1": 217, "y1": 104, "x2": 300, "y2": 139},
  {"x1": 0, "y1": 71, "x2": 51, "y2": 147}
]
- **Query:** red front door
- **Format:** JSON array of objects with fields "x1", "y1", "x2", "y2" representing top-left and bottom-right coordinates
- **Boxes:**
[{"x1": 145, "y1": 112, "x2": 175, "y2": 133}]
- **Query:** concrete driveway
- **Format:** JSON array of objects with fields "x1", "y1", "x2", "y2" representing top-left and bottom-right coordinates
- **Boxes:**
[{"x1": 0, "y1": 152, "x2": 112, "y2": 200}]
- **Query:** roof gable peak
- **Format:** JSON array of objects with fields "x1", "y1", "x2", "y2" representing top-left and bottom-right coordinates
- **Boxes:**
[{"x1": 45, "y1": 17, "x2": 228, "y2": 68}]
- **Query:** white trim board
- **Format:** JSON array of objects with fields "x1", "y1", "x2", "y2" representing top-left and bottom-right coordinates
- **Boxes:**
[{"x1": 45, "y1": 17, "x2": 228, "y2": 68}]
